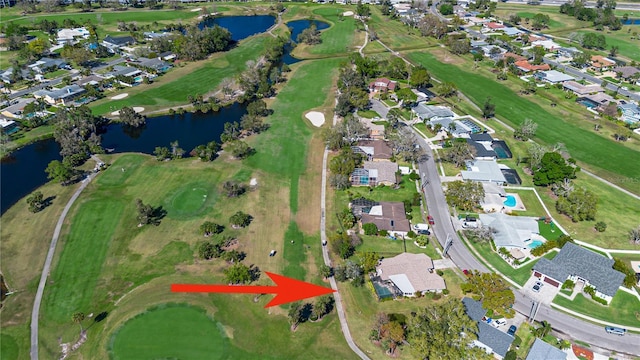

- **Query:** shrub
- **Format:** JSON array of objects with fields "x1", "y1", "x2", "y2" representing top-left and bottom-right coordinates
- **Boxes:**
[
  {"x1": 562, "y1": 279, "x2": 575, "y2": 290},
  {"x1": 378, "y1": 229, "x2": 389, "y2": 237},
  {"x1": 415, "y1": 235, "x2": 429, "y2": 247},
  {"x1": 363, "y1": 223, "x2": 378, "y2": 235},
  {"x1": 442, "y1": 289, "x2": 450, "y2": 295},
  {"x1": 409, "y1": 171, "x2": 420, "y2": 181},
  {"x1": 436, "y1": 270, "x2": 444, "y2": 276},
  {"x1": 407, "y1": 231, "x2": 417, "y2": 239},
  {"x1": 595, "y1": 221, "x2": 607, "y2": 232},
  {"x1": 432, "y1": 293, "x2": 441, "y2": 300}
]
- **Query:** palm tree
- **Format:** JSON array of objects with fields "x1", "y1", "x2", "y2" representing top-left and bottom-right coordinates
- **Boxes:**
[
  {"x1": 72, "y1": 312, "x2": 85, "y2": 331},
  {"x1": 534, "y1": 320, "x2": 552, "y2": 338}
]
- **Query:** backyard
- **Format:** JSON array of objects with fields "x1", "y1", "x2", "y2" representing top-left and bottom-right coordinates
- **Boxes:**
[{"x1": 553, "y1": 291, "x2": 640, "y2": 328}]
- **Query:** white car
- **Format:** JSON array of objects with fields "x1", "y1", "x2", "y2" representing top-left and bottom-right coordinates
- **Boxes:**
[{"x1": 493, "y1": 318, "x2": 507, "y2": 327}]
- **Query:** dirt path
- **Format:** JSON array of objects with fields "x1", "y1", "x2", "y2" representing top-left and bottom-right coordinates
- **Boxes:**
[{"x1": 30, "y1": 155, "x2": 103, "y2": 360}]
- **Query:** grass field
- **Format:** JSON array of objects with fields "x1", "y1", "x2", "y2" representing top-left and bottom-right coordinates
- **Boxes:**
[
  {"x1": 0, "y1": 333, "x2": 20, "y2": 360},
  {"x1": 493, "y1": 4, "x2": 588, "y2": 34},
  {"x1": 290, "y1": 7, "x2": 359, "y2": 58},
  {"x1": 366, "y1": 7, "x2": 436, "y2": 50},
  {"x1": 506, "y1": 189, "x2": 548, "y2": 218},
  {"x1": 556, "y1": 29, "x2": 640, "y2": 62},
  {"x1": 357, "y1": 234, "x2": 442, "y2": 260},
  {"x1": 108, "y1": 303, "x2": 273, "y2": 359},
  {"x1": 90, "y1": 35, "x2": 268, "y2": 114},
  {"x1": 408, "y1": 51, "x2": 640, "y2": 194},
  {"x1": 553, "y1": 291, "x2": 640, "y2": 328}
]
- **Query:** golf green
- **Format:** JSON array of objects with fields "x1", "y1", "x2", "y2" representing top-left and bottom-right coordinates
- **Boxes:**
[
  {"x1": 108, "y1": 304, "x2": 258, "y2": 359},
  {"x1": 164, "y1": 182, "x2": 214, "y2": 219}
]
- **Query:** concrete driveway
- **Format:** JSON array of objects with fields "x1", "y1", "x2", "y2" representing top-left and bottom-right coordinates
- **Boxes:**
[{"x1": 523, "y1": 276, "x2": 560, "y2": 305}]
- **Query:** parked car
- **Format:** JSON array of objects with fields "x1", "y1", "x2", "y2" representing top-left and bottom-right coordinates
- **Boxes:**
[
  {"x1": 507, "y1": 325, "x2": 517, "y2": 336},
  {"x1": 493, "y1": 318, "x2": 507, "y2": 327},
  {"x1": 605, "y1": 326, "x2": 626, "y2": 336},
  {"x1": 417, "y1": 229, "x2": 430, "y2": 235},
  {"x1": 269, "y1": 250, "x2": 277, "y2": 257},
  {"x1": 427, "y1": 215, "x2": 435, "y2": 225},
  {"x1": 462, "y1": 269, "x2": 470, "y2": 276},
  {"x1": 533, "y1": 281, "x2": 543, "y2": 293}
]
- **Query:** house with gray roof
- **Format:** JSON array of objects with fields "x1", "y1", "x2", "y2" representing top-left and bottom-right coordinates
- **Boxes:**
[
  {"x1": 33, "y1": 84, "x2": 86, "y2": 106},
  {"x1": 462, "y1": 297, "x2": 514, "y2": 359},
  {"x1": 618, "y1": 102, "x2": 640, "y2": 124},
  {"x1": 534, "y1": 70, "x2": 575, "y2": 84},
  {"x1": 102, "y1": 35, "x2": 135, "y2": 50},
  {"x1": 137, "y1": 57, "x2": 172, "y2": 73},
  {"x1": 413, "y1": 103, "x2": 454, "y2": 121},
  {"x1": 351, "y1": 161, "x2": 398, "y2": 186},
  {"x1": 461, "y1": 159, "x2": 507, "y2": 185},
  {"x1": 525, "y1": 338, "x2": 566, "y2": 360},
  {"x1": 27, "y1": 57, "x2": 67, "y2": 74},
  {"x1": 613, "y1": 66, "x2": 640, "y2": 81},
  {"x1": 532, "y1": 242, "x2": 625, "y2": 303},
  {"x1": 562, "y1": 81, "x2": 604, "y2": 96},
  {"x1": 479, "y1": 213, "x2": 539, "y2": 250}
]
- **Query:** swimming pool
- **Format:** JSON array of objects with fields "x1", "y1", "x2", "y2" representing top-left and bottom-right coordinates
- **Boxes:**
[
  {"x1": 503, "y1": 195, "x2": 516, "y2": 207},
  {"x1": 576, "y1": 97, "x2": 599, "y2": 109},
  {"x1": 528, "y1": 240, "x2": 544, "y2": 249}
]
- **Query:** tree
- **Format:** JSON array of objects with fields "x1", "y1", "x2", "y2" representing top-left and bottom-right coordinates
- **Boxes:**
[
  {"x1": 443, "y1": 140, "x2": 473, "y2": 167},
  {"x1": 363, "y1": 223, "x2": 378, "y2": 236},
  {"x1": 229, "y1": 211, "x2": 252, "y2": 228},
  {"x1": 329, "y1": 232, "x2": 355, "y2": 259},
  {"x1": 533, "y1": 152, "x2": 576, "y2": 186},
  {"x1": 527, "y1": 143, "x2": 547, "y2": 171},
  {"x1": 200, "y1": 221, "x2": 223, "y2": 236},
  {"x1": 514, "y1": 118, "x2": 538, "y2": 141},
  {"x1": 434, "y1": 82, "x2": 457, "y2": 98},
  {"x1": 72, "y1": 312, "x2": 85, "y2": 331},
  {"x1": 198, "y1": 241, "x2": 222, "y2": 259},
  {"x1": 360, "y1": 251, "x2": 380, "y2": 273},
  {"x1": 119, "y1": 106, "x2": 146, "y2": 128},
  {"x1": 240, "y1": 114, "x2": 266, "y2": 134},
  {"x1": 396, "y1": 87, "x2": 418, "y2": 105},
  {"x1": 313, "y1": 296, "x2": 334, "y2": 320},
  {"x1": 407, "y1": 299, "x2": 491, "y2": 360},
  {"x1": 170, "y1": 140, "x2": 184, "y2": 159},
  {"x1": 461, "y1": 271, "x2": 515, "y2": 318},
  {"x1": 226, "y1": 140, "x2": 253, "y2": 159},
  {"x1": 629, "y1": 226, "x2": 640, "y2": 245},
  {"x1": 594, "y1": 221, "x2": 607, "y2": 232},
  {"x1": 288, "y1": 301, "x2": 304, "y2": 329},
  {"x1": 193, "y1": 141, "x2": 219, "y2": 162},
  {"x1": 356, "y1": 1, "x2": 371, "y2": 17},
  {"x1": 135, "y1": 198, "x2": 155, "y2": 226},
  {"x1": 409, "y1": 66, "x2": 430, "y2": 88},
  {"x1": 609, "y1": 45, "x2": 619, "y2": 57},
  {"x1": 297, "y1": 23, "x2": 322, "y2": 45},
  {"x1": 613, "y1": 258, "x2": 636, "y2": 288},
  {"x1": 534, "y1": 320, "x2": 552, "y2": 338},
  {"x1": 320, "y1": 264, "x2": 332, "y2": 279},
  {"x1": 531, "y1": 13, "x2": 551, "y2": 30},
  {"x1": 337, "y1": 208, "x2": 356, "y2": 229},
  {"x1": 45, "y1": 160, "x2": 74, "y2": 184},
  {"x1": 439, "y1": 3, "x2": 453, "y2": 15},
  {"x1": 154, "y1": 146, "x2": 171, "y2": 161},
  {"x1": 222, "y1": 180, "x2": 246, "y2": 198},
  {"x1": 509, "y1": 14, "x2": 522, "y2": 24},
  {"x1": 26, "y1": 191, "x2": 45, "y2": 213},
  {"x1": 449, "y1": 39, "x2": 471, "y2": 55},
  {"x1": 224, "y1": 263, "x2": 252, "y2": 284},
  {"x1": 445, "y1": 180, "x2": 485, "y2": 211},
  {"x1": 556, "y1": 187, "x2": 597, "y2": 222}
]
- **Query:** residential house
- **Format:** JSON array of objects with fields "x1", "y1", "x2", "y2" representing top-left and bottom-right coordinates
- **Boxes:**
[
  {"x1": 0, "y1": 67, "x2": 32, "y2": 84},
  {"x1": 590, "y1": 55, "x2": 615, "y2": 71},
  {"x1": 33, "y1": 84, "x2": 86, "y2": 106},
  {"x1": 514, "y1": 60, "x2": 550, "y2": 73},
  {"x1": 137, "y1": 57, "x2": 172, "y2": 73},
  {"x1": 352, "y1": 139, "x2": 393, "y2": 161},
  {"x1": 618, "y1": 102, "x2": 640, "y2": 124},
  {"x1": 577, "y1": 92, "x2": 615, "y2": 111},
  {"x1": 631, "y1": 261, "x2": 640, "y2": 286},
  {"x1": 376, "y1": 253, "x2": 446, "y2": 297},
  {"x1": 501, "y1": 52, "x2": 526, "y2": 62},
  {"x1": 502, "y1": 27, "x2": 524, "y2": 37},
  {"x1": 56, "y1": 27, "x2": 90, "y2": 45},
  {"x1": 0, "y1": 117, "x2": 18, "y2": 134},
  {"x1": 478, "y1": 213, "x2": 540, "y2": 250},
  {"x1": 562, "y1": 81, "x2": 604, "y2": 96},
  {"x1": 526, "y1": 339, "x2": 567, "y2": 360},
  {"x1": 483, "y1": 22, "x2": 505, "y2": 32},
  {"x1": 557, "y1": 47, "x2": 581, "y2": 59},
  {"x1": 27, "y1": 57, "x2": 67, "y2": 74},
  {"x1": 413, "y1": 104, "x2": 454, "y2": 121},
  {"x1": 463, "y1": 297, "x2": 514, "y2": 359},
  {"x1": 360, "y1": 118, "x2": 385, "y2": 139},
  {"x1": 103, "y1": 65, "x2": 143, "y2": 86},
  {"x1": 534, "y1": 70, "x2": 575, "y2": 84},
  {"x1": 76, "y1": 74, "x2": 104, "y2": 87},
  {"x1": 531, "y1": 39, "x2": 560, "y2": 51},
  {"x1": 532, "y1": 242, "x2": 625, "y2": 303},
  {"x1": 481, "y1": 45, "x2": 507, "y2": 60},
  {"x1": 144, "y1": 31, "x2": 172, "y2": 40},
  {"x1": 461, "y1": 159, "x2": 507, "y2": 185},
  {"x1": 368, "y1": 77, "x2": 397, "y2": 92},
  {"x1": 350, "y1": 161, "x2": 399, "y2": 186},
  {"x1": 613, "y1": 66, "x2": 640, "y2": 82},
  {"x1": 1, "y1": 98, "x2": 35, "y2": 119},
  {"x1": 102, "y1": 35, "x2": 136, "y2": 50},
  {"x1": 158, "y1": 51, "x2": 177, "y2": 61},
  {"x1": 359, "y1": 201, "x2": 410, "y2": 236},
  {"x1": 466, "y1": 133, "x2": 498, "y2": 159}
]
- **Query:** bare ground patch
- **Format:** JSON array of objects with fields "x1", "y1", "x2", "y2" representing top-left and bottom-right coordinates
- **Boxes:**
[{"x1": 295, "y1": 135, "x2": 323, "y2": 235}]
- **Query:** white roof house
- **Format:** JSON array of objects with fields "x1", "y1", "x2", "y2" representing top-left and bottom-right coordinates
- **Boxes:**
[
  {"x1": 461, "y1": 159, "x2": 507, "y2": 185},
  {"x1": 531, "y1": 39, "x2": 560, "y2": 51},
  {"x1": 535, "y1": 70, "x2": 575, "y2": 84},
  {"x1": 479, "y1": 213, "x2": 540, "y2": 249},
  {"x1": 56, "y1": 27, "x2": 90, "y2": 44},
  {"x1": 377, "y1": 253, "x2": 446, "y2": 296},
  {"x1": 619, "y1": 103, "x2": 640, "y2": 124}
]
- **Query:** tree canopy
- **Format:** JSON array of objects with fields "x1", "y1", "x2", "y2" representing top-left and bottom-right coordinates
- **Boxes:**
[
  {"x1": 445, "y1": 180, "x2": 485, "y2": 211},
  {"x1": 533, "y1": 152, "x2": 577, "y2": 186},
  {"x1": 461, "y1": 271, "x2": 515, "y2": 318}
]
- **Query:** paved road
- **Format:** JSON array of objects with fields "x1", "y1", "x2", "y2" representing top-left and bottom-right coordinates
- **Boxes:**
[{"x1": 30, "y1": 157, "x2": 101, "y2": 360}]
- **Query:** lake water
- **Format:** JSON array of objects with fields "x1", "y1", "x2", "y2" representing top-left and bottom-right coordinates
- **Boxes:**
[
  {"x1": 0, "y1": 16, "x2": 322, "y2": 214},
  {"x1": 283, "y1": 19, "x2": 330, "y2": 65},
  {"x1": 622, "y1": 19, "x2": 640, "y2": 25}
]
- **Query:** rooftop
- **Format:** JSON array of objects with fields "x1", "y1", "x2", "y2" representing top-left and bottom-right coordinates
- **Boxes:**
[
  {"x1": 562, "y1": 81, "x2": 604, "y2": 95},
  {"x1": 462, "y1": 297, "x2": 486, "y2": 321},
  {"x1": 533, "y1": 242, "x2": 625, "y2": 297},
  {"x1": 536, "y1": 70, "x2": 575, "y2": 83},
  {"x1": 526, "y1": 338, "x2": 567, "y2": 360},
  {"x1": 477, "y1": 322, "x2": 514, "y2": 357},
  {"x1": 33, "y1": 84, "x2": 85, "y2": 101},
  {"x1": 479, "y1": 213, "x2": 539, "y2": 249},
  {"x1": 354, "y1": 139, "x2": 393, "y2": 160},
  {"x1": 360, "y1": 201, "x2": 410, "y2": 233},
  {"x1": 377, "y1": 253, "x2": 445, "y2": 293},
  {"x1": 461, "y1": 159, "x2": 507, "y2": 184},
  {"x1": 413, "y1": 104, "x2": 454, "y2": 120},
  {"x1": 363, "y1": 161, "x2": 398, "y2": 184}
]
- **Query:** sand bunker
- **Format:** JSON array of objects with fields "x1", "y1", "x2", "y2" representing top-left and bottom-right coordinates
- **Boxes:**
[
  {"x1": 190, "y1": 7, "x2": 202, "y2": 12},
  {"x1": 343, "y1": 11, "x2": 354, "y2": 16},
  {"x1": 111, "y1": 107, "x2": 144, "y2": 116},
  {"x1": 111, "y1": 93, "x2": 129, "y2": 100},
  {"x1": 305, "y1": 111, "x2": 325, "y2": 127}
]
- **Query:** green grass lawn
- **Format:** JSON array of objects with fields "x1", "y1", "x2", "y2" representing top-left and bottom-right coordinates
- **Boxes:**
[
  {"x1": 408, "y1": 51, "x2": 640, "y2": 193},
  {"x1": 493, "y1": 4, "x2": 587, "y2": 34},
  {"x1": 90, "y1": 35, "x2": 268, "y2": 114},
  {"x1": 305, "y1": 7, "x2": 358, "y2": 56},
  {"x1": 553, "y1": 291, "x2": 640, "y2": 328},
  {"x1": 163, "y1": 181, "x2": 218, "y2": 220},
  {"x1": 366, "y1": 6, "x2": 436, "y2": 50},
  {"x1": 572, "y1": 29, "x2": 640, "y2": 62},
  {"x1": 467, "y1": 239, "x2": 557, "y2": 286},
  {"x1": 357, "y1": 234, "x2": 441, "y2": 260},
  {"x1": 0, "y1": 333, "x2": 20, "y2": 360},
  {"x1": 506, "y1": 189, "x2": 548, "y2": 218},
  {"x1": 358, "y1": 109, "x2": 381, "y2": 118},
  {"x1": 108, "y1": 303, "x2": 274, "y2": 359},
  {"x1": 538, "y1": 221, "x2": 563, "y2": 241}
]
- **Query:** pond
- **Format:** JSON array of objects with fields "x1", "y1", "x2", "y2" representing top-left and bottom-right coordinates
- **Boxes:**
[
  {"x1": 0, "y1": 104, "x2": 246, "y2": 214},
  {"x1": 200, "y1": 15, "x2": 276, "y2": 41},
  {"x1": 622, "y1": 19, "x2": 640, "y2": 25},
  {"x1": 1, "y1": 16, "x2": 328, "y2": 214}
]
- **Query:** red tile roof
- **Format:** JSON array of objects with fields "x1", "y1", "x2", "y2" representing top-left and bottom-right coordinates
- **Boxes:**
[{"x1": 514, "y1": 60, "x2": 550, "y2": 72}]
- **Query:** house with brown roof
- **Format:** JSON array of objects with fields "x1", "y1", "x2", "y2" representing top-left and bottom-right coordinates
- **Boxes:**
[
  {"x1": 352, "y1": 139, "x2": 393, "y2": 161},
  {"x1": 483, "y1": 22, "x2": 505, "y2": 32},
  {"x1": 376, "y1": 253, "x2": 446, "y2": 296},
  {"x1": 501, "y1": 52, "x2": 526, "y2": 62},
  {"x1": 359, "y1": 201, "x2": 410, "y2": 236},
  {"x1": 590, "y1": 55, "x2": 616, "y2": 71},
  {"x1": 613, "y1": 66, "x2": 640, "y2": 81},
  {"x1": 514, "y1": 60, "x2": 550, "y2": 73},
  {"x1": 369, "y1": 78, "x2": 397, "y2": 92},
  {"x1": 360, "y1": 118, "x2": 385, "y2": 139},
  {"x1": 351, "y1": 161, "x2": 399, "y2": 186}
]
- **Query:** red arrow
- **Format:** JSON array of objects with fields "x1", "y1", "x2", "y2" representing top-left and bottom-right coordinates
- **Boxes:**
[{"x1": 171, "y1": 272, "x2": 336, "y2": 308}]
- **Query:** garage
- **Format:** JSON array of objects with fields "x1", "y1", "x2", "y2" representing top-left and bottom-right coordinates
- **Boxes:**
[
  {"x1": 543, "y1": 277, "x2": 560, "y2": 287},
  {"x1": 533, "y1": 271, "x2": 541, "y2": 278}
]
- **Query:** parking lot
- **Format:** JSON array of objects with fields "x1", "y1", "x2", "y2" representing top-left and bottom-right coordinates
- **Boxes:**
[{"x1": 522, "y1": 275, "x2": 560, "y2": 305}]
